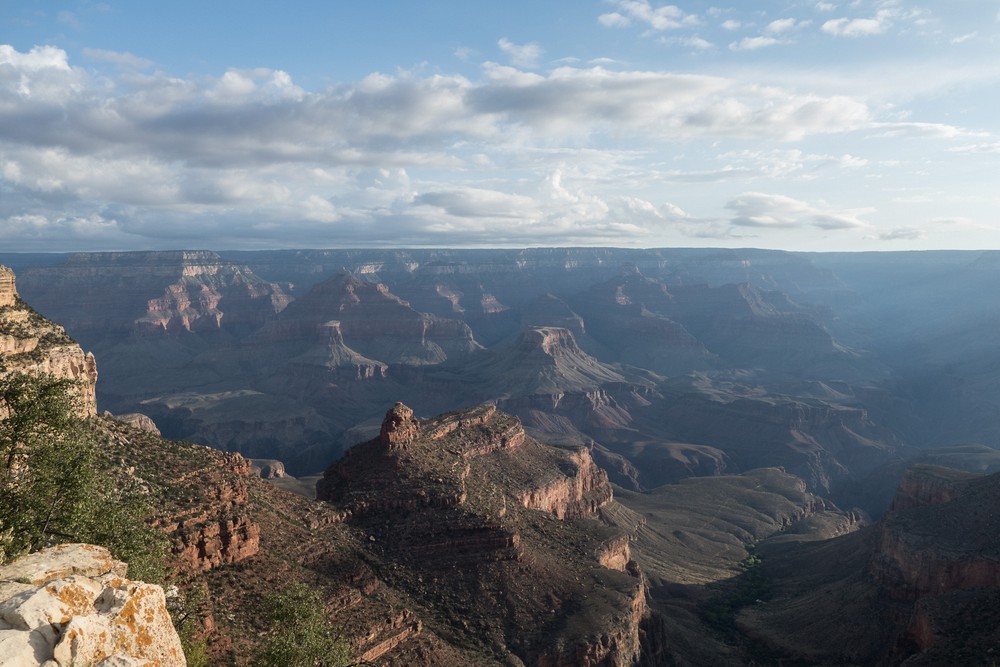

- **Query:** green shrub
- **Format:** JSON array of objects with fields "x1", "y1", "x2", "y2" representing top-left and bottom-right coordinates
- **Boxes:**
[
  {"x1": 0, "y1": 369, "x2": 166, "y2": 580},
  {"x1": 255, "y1": 584, "x2": 352, "y2": 667}
]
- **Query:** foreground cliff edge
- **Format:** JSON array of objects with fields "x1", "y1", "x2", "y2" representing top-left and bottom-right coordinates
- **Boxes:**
[{"x1": 0, "y1": 543, "x2": 185, "y2": 667}]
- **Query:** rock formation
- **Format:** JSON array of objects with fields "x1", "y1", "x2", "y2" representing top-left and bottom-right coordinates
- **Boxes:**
[
  {"x1": 107, "y1": 412, "x2": 161, "y2": 436},
  {"x1": 0, "y1": 265, "x2": 97, "y2": 417},
  {"x1": 0, "y1": 543, "x2": 185, "y2": 667},
  {"x1": 0, "y1": 266, "x2": 15, "y2": 308},
  {"x1": 735, "y1": 464, "x2": 1000, "y2": 665},
  {"x1": 317, "y1": 403, "x2": 660, "y2": 666},
  {"x1": 16, "y1": 251, "x2": 291, "y2": 340},
  {"x1": 265, "y1": 269, "x2": 481, "y2": 366},
  {"x1": 872, "y1": 465, "x2": 1000, "y2": 600}
]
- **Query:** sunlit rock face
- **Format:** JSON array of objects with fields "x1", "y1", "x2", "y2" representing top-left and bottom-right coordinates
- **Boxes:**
[
  {"x1": 0, "y1": 265, "x2": 98, "y2": 417},
  {"x1": 0, "y1": 543, "x2": 185, "y2": 667}
]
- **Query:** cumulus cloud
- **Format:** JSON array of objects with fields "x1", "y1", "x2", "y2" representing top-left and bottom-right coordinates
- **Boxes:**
[
  {"x1": 822, "y1": 17, "x2": 886, "y2": 36},
  {"x1": 474, "y1": 65, "x2": 870, "y2": 140},
  {"x1": 661, "y1": 35, "x2": 714, "y2": 49},
  {"x1": 820, "y1": 2, "x2": 924, "y2": 38},
  {"x1": 598, "y1": 1, "x2": 697, "y2": 31},
  {"x1": 0, "y1": 44, "x2": 883, "y2": 250},
  {"x1": 598, "y1": 12, "x2": 631, "y2": 28},
  {"x1": 729, "y1": 36, "x2": 780, "y2": 51},
  {"x1": 765, "y1": 18, "x2": 811, "y2": 33},
  {"x1": 498, "y1": 38, "x2": 543, "y2": 68},
  {"x1": 726, "y1": 193, "x2": 871, "y2": 230}
]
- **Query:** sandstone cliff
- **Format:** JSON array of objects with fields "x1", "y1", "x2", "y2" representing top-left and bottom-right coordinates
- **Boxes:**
[
  {"x1": 871, "y1": 465, "x2": 1000, "y2": 601},
  {"x1": 16, "y1": 251, "x2": 291, "y2": 339},
  {"x1": 318, "y1": 403, "x2": 662, "y2": 666},
  {"x1": 0, "y1": 265, "x2": 97, "y2": 416},
  {"x1": 262, "y1": 269, "x2": 482, "y2": 366},
  {"x1": 0, "y1": 543, "x2": 185, "y2": 667},
  {"x1": 734, "y1": 464, "x2": 1000, "y2": 665}
]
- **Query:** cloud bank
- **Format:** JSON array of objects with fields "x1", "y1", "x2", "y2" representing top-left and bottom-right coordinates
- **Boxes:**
[{"x1": 0, "y1": 43, "x2": 888, "y2": 250}]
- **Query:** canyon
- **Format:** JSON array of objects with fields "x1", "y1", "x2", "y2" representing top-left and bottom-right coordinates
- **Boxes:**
[{"x1": 2, "y1": 248, "x2": 1000, "y2": 665}]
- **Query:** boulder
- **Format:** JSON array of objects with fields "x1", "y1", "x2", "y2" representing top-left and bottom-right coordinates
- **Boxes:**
[{"x1": 0, "y1": 543, "x2": 185, "y2": 667}]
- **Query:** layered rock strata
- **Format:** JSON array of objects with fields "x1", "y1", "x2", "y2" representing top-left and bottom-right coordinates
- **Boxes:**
[
  {"x1": 0, "y1": 265, "x2": 97, "y2": 416},
  {"x1": 318, "y1": 403, "x2": 658, "y2": 666}
]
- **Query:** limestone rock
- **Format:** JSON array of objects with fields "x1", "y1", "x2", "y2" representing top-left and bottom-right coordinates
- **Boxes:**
[
  {"x1": 0, "y1": 544, "x2": 185, "y2": 667},
  {"x1": 379, "y1": 402, "x2": 419, "y2": 449},
  {"x1": 0, "y1": 265, "x2": 98, "y2": 417},
  {"x1": 0, "y1": 265, "x2": 16, "y2": 308},
  {"x1": 107, "y1": 413, "x2": 161, "y2": 436}
]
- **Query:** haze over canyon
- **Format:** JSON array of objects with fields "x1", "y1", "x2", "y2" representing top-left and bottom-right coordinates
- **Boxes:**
[{"x1": 3, "y1": 246, "x2": 1000, "y2": 664}]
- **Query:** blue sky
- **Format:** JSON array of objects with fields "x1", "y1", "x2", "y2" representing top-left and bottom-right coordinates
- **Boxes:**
[{"x1": 2, "y1": 1, "x2": 1000, "y2": 251}]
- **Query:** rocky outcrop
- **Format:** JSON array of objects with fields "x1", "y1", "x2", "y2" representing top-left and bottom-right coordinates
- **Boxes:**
[
  {"x1": 17, "y1": 251, "x2": 290, "y2": 338},
  {"x1": 517, "y1": 447, "x2": 613, "y2": 520},
  {"x1": 0, "y1": 266, "x2": 98, "y2": 417},
  {"x1": 521, "y1": 293, "x2": 587, "y2": 338},
  {"x1": 154, "y1": 450, "x2": 261, "y2": 572},
  {"x1": 0, "y1": 543, "x2": 185, "y2": 667},
  {"x1": 107, "y1": 412, "x2": 161, "y2": 436},
  {"x1": 134, "y1": 254, "x2": 291, "y2": 334},
  {"x1": 379, "y1": 402, "x2": 420, "y2": 449},
  {"x1": 269, "y1": 270, "x2": 481, "y2": 367},
  {"x1": 0, "y1": 266, "x2": 15, "y2": 308},
  {"x1": 317, "y1": 403, "x2": 657, "y2": 665},
  {"x1": 886, "y1": 464, "x2": 977, "y2": 512},
  {"x1": 871, "y1": 466, "x2": 1000, "y2": 601}
]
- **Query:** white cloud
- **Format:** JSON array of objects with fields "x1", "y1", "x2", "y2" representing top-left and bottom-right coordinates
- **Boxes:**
[
  {"x1": 815, "y1": 2, "x2": 836, "y2": 11},
  {"x1": 730, "y1": 36, "x2": 780, "y2": 51},
  {"x1": 82, "y1": 48, "x2": 153, "y2": 69},
  {"x1": 822, "y1": 17, "x2": 885, "y2": 36},
  {"x1": 948, "y1": 141, "x2": 1000, "y2": 154},
  {"x1": 766, "y1": 18, "x2": 811, "y2": 34},
  {"x1": 598, "y1": 12, "x2": 631, "y2": 27},
  {"x1": 0, "y1": 44, "x2": 71, "y2": 71},
  {"x1": 498, "y1": 38, "x2": 543, "y2": 69},
  {"x1": 726, "y1": 192, "x2": 871, "y2": 230},
  {"x1": 877, "y1": 226, "x2": 924, "y2": 240},
  {"x1": 663, "y1": 35, "x2": 714, "y2": 49},
  {"x1": 600, "y1": 1, "x2": 697, "y2": 31},
  {"x1": 475, "y1": 65, "x2": 869, "y2": 140},
  {"x1": 0, "y1": 44, "x2": 912, "y2": 250},
  {"x1": 873, "y1": 122, "x2": 988, "y2": 139},
  {"x1": 721, "y1": 19, "x2": 741, "y2": 31}
]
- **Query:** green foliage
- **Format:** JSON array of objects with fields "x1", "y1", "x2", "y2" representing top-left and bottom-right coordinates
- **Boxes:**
[
  {"x1": 255, "y1": 584, "x2": 352, "y2": 667},
  {"x1": 701, "y1": 547, "x2": 773, "y2": 633},
  {"x1": 169, "y1": 583, "x2": 212, "y2": 667},
  {"x1": 0, "y1": 370, "x2": 166, "y2": 580}
]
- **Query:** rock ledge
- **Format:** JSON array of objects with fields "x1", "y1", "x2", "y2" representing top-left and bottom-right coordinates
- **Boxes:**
[{"x1": 0, "y1": 543, "x2": 185, "y2": 667}]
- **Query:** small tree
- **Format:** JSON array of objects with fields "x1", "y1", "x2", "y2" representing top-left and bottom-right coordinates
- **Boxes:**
[
  {"x1": 255, "y1": 584, "x2": 353, "y2": 667},
  {"x1": 0, "y1": 368, "x2": 165, "y2": 580}
]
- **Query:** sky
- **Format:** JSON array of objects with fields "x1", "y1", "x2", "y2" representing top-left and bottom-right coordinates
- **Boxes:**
[{"x1": 2, "y1": 1, "x2": 1000, "y2": 252}]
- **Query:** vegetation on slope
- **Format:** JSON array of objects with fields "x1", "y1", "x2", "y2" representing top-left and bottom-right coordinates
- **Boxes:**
[{"x1": 0, "y1": 366, "x2": 165, "y2": 579}]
